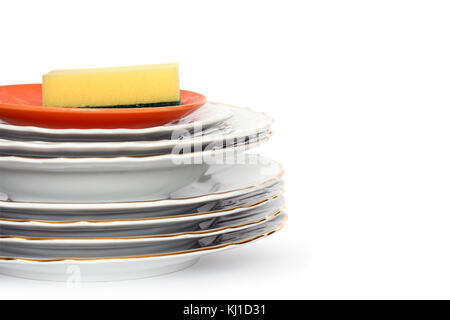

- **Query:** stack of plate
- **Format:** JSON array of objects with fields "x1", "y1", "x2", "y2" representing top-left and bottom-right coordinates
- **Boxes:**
[{"x1": 0, "y1": 85, "x2": 286, "y2": 282}]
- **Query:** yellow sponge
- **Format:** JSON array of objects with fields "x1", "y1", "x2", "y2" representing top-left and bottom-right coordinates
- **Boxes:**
[{"x1": 42, "y1": 63, "x2": 180, "y2": 108}]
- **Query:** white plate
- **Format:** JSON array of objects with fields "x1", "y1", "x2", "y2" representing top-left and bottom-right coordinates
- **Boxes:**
[
  {"x1": 0, "y1": 144, "x2": 277, "y2": 203},
  {"x1": 0, "y1": 195, "x2": 284, "y2": 239},
  {"x1": 0, "y1": 103, "x2": 233, "y2": 142},
  {"x1": 0, "y1": 213, "x2": 287, "y2": 281},
  {"x1": 0, "y1": 105, "x2": 272, "y2": 157},
  {"x1": 0, "y1": 180, "x2": 283, "y2": 221},
  {"x1": 0, "y1": 211, "x2": 286, "y2": 259}
]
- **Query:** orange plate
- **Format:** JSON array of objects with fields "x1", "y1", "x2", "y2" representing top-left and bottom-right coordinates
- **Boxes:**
[{"x1": 0, "y1": 84, "x2": 206, "y2": 129}]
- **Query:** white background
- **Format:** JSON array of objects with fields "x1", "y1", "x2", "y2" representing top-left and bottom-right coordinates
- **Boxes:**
[{"x1": 2, "y1": 0, "x2": 450, "y2": 299}]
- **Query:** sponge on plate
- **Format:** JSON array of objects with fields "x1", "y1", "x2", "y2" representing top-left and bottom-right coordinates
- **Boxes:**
[{"x1": 42, "y1": 63, "x2": 180, "y2": 108}]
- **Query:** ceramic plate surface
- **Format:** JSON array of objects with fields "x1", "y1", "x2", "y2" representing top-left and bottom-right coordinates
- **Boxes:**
[
  {"x1": 0, "y1": 180, "x2": 283, "y2": 222},
  {"x1": 0, "y1": 213, "x2": 287, "y2": 281},
  {"x1": 0, "y1": 103, "x2": 233, "y2": 142},
  {"x1": 0, "y1": 195, "x2": 284, "y2": 239},
  {"x1": 0, "y1": 144, "x2": 277, "y2": 203},
  {"x1": 0, "y1": 212, "x2": 286, "y2": 259},
  {"x1": 0, "y1": 105, "x2": 272, "y2": 157},
  {"x1": 0, "y1": 84, "x2": 206, "y2": 129}
]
